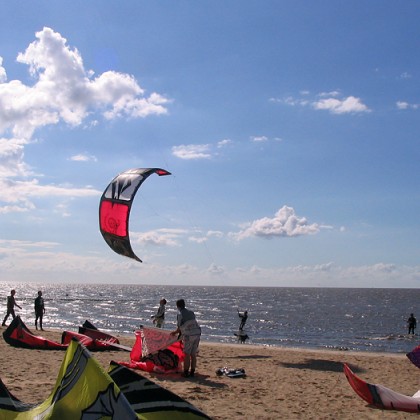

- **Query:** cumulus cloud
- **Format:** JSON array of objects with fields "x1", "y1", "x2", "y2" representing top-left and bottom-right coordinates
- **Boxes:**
[
  {"x1": 0, "y1": 27, "x2": 169, "y2": 212},
  {"x1": 8, "y1": 27, "x2": 168, "y2": 132},
  {"x1": 231, "y1": 205, "x2": 321, "y2": 240},
  {"x1": 270, "y1": 91, "x2": 370, "y2": 114},
  {"x1": 396, "y1": 101, "x2": 419, "y2": 110},
  {"x1": 172, "y1": 144, "x2": 212, "y2": 160},
  {"x1": 313, "y1": 96, "x2": 370, "y2": 114}
]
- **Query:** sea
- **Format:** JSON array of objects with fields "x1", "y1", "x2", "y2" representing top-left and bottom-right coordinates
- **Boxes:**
[{"x1": 1, "y1": 283, "x2": 419, "y2": 354}]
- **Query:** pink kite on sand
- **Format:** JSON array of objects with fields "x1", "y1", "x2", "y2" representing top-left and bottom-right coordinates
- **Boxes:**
[
  {"x1": 344, "y1": 363, "x2": 420, "y2": 413},
  {"x1": 119, "y1": 326, "x2": 184, "y2": 373}
]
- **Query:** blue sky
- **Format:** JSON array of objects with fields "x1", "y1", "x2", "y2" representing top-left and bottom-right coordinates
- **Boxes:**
[{"x1": 0, "y1": 1, "x2": 419, "y2": 287}]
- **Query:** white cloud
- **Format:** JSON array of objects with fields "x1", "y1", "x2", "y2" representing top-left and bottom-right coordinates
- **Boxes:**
[
  {"x1": 54, "y1": 202, "x2": 72, "y2": 218},
  {"x1": 399, "y1": 72, "x2": 412, "y2": 79},
  {"x1": 318, "y1": 90, "x2": 340, "y2": 98},
  {"x1": 207, "y1": 263, "x2": 225, "y2": 275},
  {"x1": 0, "y1": 57, "x2": 6, "y2": 83},
  {"x1": 69, "y1": 153, "x2": 97, "y2": 162},
  {"x1": 0, "y1": 27, "x2": 169, "y2": 211},
  {"x1": 0, "y1": 137, "x2": 31, "y2": 177},
  {"x1": 207, "y1": 230, "x2": 223, "y2": 238},
  {"x1": 397, "y1": 101, "x2": 409, "y2": 109},
  {"x1": 0, "y1": 178, "x2": 100, "y2": 213},
  {"x1": 189, "y1": 236, "x2": 208, "y2": 244},
  {"x1": 1, "y1": 242, "x2": 418, "y2": 287},
  {"x1": 396, "y1": 101, "x2": 419, "y2": 110},
  {"x1": 231, "y1": 205, "x2": 320, "y2": 240},
  {"x1": 250, "y1": 135, "x2": 268, "y2": 142},
  {"x1": 9, "y1": 28, "x2": 168, "y2": 131},
  {"x1": 131, "y1": 228, "x2": 188, "y2": 247},
  {"x1": 313, "y1": 96, "x2": 370, "y2": 114},
  {"x1": 270, "y1": 91, "x2": 370, "y2": 114},
  {"x1": 172, "y1": 144, "x2": 212, "y2": 160},
  {"x1": 217, "y1": 139, "x2": 232, "y2": 148}
]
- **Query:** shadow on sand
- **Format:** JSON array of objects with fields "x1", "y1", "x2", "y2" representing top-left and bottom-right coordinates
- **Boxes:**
[{"x1": 279, "y1": 359, "x2": 366, "y2": 374}]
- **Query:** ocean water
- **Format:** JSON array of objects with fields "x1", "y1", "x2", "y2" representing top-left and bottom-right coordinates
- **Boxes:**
[{"x1": 1, "y1": 283, "x2": 419, "y2": 354}]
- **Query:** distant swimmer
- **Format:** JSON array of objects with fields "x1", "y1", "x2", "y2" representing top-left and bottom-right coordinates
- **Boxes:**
[
  {"x1": 238, "y1": 309, "x2": 248, "y2": 330},
  {"x1": 407, "y1": 313, "x2": 417, "y2": 335}
]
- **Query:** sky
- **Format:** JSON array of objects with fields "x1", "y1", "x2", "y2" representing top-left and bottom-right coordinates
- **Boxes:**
[{"x1": 0, "y1": 1, "x2": 419, "y2": 287}]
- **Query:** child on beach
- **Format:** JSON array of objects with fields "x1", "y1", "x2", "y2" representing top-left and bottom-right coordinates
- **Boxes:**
[{"x1": 2, "y1": 289, "x2": 22, "y2": 326}]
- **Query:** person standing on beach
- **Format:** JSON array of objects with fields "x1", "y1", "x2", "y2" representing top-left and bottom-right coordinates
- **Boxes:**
[
  {"x1": 151, "y1": 298, "x2": 166, "y2": 328},
  {"x1": 35, "y1": 290, "x2": 46, "y2": 330},
  {"x1": 2, "y1": 289, "x2": 22, "y2": 326},
  {"x1": 171, "y1": 299, "x2": 201, "y2": 378},
  {"x1": 238, "y1": 309, "x2": 248, "y2": 330},
  {"x1": 407, "y1": 313, "x2": 417, "y2": 335}
]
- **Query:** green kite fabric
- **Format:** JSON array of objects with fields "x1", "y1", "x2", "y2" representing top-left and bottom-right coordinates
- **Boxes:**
[{"x1": 0, "y1": 338, "x2": 211, "y2": 419}]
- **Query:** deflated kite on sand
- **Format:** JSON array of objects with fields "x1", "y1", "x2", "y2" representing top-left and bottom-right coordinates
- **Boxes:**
[
  {"x1": 2, "y1": 316, "x2": 127, "y2": 351},
  {"x1": 0, "y1": 338, "x2": 211, "y2": 419},
  {"x1": 120, "y1": 325, "x2": 185, "y2": 373},
  {"x1": 344, "y1": 363, "x2": 420, "y2": 413}
]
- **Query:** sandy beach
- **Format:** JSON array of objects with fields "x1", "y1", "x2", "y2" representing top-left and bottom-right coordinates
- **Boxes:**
[{"x1": 0, "y1": 327, "x2": 419, "y2": 419}]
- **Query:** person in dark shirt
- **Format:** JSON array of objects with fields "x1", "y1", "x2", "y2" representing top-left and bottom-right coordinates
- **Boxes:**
[
  {"x1": 35, "y1": 290, "x2": 46, "y2": 330},
  {"x1": 407, "y1": 313, "x2": 417, "y2": 335},
  {"x1": 238, "y1": 309, "x2": 248, "y2": 330},
  {"x1": 2, "y1": 289, "x2": 22, "y2": 326}
]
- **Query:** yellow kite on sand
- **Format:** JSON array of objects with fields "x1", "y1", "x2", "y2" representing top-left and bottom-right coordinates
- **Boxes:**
[{"x1": 0, "y1": 338, "x2": 211, "y2": 419}]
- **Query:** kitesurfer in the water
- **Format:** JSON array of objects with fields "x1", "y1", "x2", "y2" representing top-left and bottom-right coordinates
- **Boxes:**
[
  {"x1": 2, "y1": 289, "x2": 22, "y2": 326},
  {"x1": 238, "y1": 309, "x2": 248, "y2": 330},
  {"x1": 151, "y1": 298, "x2": 166, "y2": 328},
  {"x1": 35, "y1": 290, "x2": 46, "y2": 330},
  {"x1": 171, "y1": 299, "x2": 201, "y2": 378},
  {"x1": 407, "y1": 313, "x2": 417, "y2": 335}
]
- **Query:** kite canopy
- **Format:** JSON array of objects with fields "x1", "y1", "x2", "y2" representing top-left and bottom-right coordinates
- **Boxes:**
[
  {"x1": 344, "y1": 363, "x2": 420, "y2": 413},
  {"x1": 0, "y1": 338, "x2": 211, "y2": 419},
  {"x1": 99, "y1": 168, "x2": 171, "y2": 262},
  {"x1": 2, "y1": 316, "x2": 127, "y2": 351},
  {"x1": 407, "y1": 344, "x2": 420, "y2": 370},
  {"x1": 120, "y1": 326, "x2": 184, "y2": 373}
]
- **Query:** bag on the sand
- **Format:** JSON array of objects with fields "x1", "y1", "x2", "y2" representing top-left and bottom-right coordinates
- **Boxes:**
[{"x1": 216, "y1": 367, "x2": 246, "y2": 378}]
